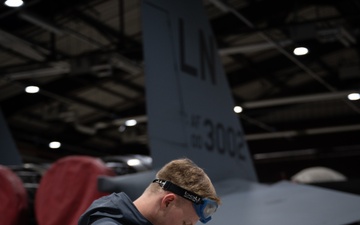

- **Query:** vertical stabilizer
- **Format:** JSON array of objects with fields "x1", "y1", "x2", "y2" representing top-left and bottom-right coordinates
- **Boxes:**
[
  {"x1": 142, "y1": 0, "x2": 257, "y2": 182},
  {"x1": 0, "y1": 109, "x2": 22, "y2": 165}
]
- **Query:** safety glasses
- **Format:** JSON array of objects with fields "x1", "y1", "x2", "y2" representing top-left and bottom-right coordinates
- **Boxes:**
[{"x1": 153, "y1": 179, "x2": 218, "y2": 223}]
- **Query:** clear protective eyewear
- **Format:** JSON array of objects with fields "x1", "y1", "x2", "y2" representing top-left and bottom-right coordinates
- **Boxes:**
[{"x1": 153, "y1": 179, "x2": 218, "y2": 223}]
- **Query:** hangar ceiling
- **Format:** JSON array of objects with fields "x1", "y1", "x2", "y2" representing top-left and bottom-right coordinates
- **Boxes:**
[{"x1": 1, "y1": 0, "x2": 360, "y2": 181}]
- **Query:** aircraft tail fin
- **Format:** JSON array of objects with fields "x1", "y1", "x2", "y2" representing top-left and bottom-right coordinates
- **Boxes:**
[
  {"x1": 142, "y1": 0, "x2": 257, "y2": 182},
  {"x1": 0, "y1": 109, "x2": 22, "y2": 165}
]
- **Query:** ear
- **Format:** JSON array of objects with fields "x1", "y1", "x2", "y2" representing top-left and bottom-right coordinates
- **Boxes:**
[{"x1": 161, "y1": 193, "x2": 176, "y2": 209}]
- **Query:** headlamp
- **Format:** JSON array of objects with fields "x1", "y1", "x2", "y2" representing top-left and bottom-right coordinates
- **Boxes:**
[{"x1": 153, "y1": 179, "x2": 218, "y2": 223}]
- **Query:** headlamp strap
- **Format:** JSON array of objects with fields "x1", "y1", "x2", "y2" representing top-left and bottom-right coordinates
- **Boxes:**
[{"x1": 153, "y1": 179, "x2": 203, "y2": 204}]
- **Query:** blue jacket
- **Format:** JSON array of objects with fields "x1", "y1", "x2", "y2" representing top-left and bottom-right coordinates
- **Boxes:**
[{"x1": 78, "y1": 192, "x2": 153, "y2": 225}]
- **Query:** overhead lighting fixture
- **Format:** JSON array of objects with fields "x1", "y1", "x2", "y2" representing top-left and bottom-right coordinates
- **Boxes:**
[
  {"x1": 49, "y1": 141, "x2": 61, "y2": 149},
  {"x1": 4, "y1": 0, "x2": 23, "y2": 7},
  {"x1": 293, "y1": 47, "x2": 309, "y2": 56},
  {"x1": 125, "y1": 119, "x2": 137, "y2": 126},
  {"x1": 25, "y1": 86, "x2": 39, "y2": 93},
  {"x1": 127, "y1": 159, "x2": 141, "y2": 166},
  {"x1": 234, "y1": 106, "x2": 243, "y2": 113},
  {"x1": 348, "y1": 93, "x2": 360, "y2": 101}
]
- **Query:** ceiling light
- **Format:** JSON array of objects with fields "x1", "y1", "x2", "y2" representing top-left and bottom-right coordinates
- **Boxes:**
[
  {"x1": 125, "y1": 119, "x2": 137, "y2": 126},
  {"x1": 25, "y1": 86, "x2": 39, "y2": 93},
  {"x1": 234, "y1": 106, "x2": 243, "y2": 113},
  {"x1": 293, "y1": 47, "x2": 309, "y2": 56},
  {"x1": 127, "y1": 159, "x2": 141, "y2": 166},
  {"x1": 4, "y1": 0, "x2": 23, "y2": 7},
  {"x1": 49, "y1": 141, "x2": 61, "y2": 149},
  {"x1": 348, "y1": 93, "x2": 360, "y2": 101}
]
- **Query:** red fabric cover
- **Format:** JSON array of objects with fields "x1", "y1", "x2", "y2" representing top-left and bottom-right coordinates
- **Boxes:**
[
  {"x1": 0, "y1": 165, "x2": 28, "y2": 225},
  {"x1": 35, "y1": 156, "x2": 115, "y2": 225}
]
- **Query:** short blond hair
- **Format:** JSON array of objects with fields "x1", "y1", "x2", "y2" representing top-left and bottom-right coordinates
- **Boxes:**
[{"x1": 154, "y1": 158, "x2": 220, "y2": 204}]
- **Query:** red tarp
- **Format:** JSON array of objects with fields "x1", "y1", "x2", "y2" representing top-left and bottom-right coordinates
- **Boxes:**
[
  {"x1": 0, "y1": 165, "x2": 28, "y2": 225},
  {"x1": 35, "y1": 156, "x2": 115, "y2": 225}
]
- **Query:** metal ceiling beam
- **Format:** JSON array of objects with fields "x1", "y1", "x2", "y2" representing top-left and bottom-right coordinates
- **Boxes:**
[
  {"x1": 0, "y1": 28, "x2": 49, "y2": 61},
  {"x1": 218, "y1": 27, "x2": 357, "y2": 55},
  {"x1": 18, "y1": 11, "x2": 64, "y2": 35},
  {"x1": 209, "y1": 0, "x2": 360, "y2": 115},
  {"x1": 18, "y1": 10, "x2": 107, "y2": 48},
  {"x1": 242, "y1": 90, "x2": 358, "y2": 109},
  {"x1": 209, "y1": 0, "x2": 337, "y2": 91},
  {"x1": 4, "y1": 62, "x2": 70, "y2": 80},
  {"x1": 246, "y1": 124, "x2": 360, "y2": 141},
  {"x1": 218, "y1": 40, "x2": 293, "y2": 55},
  {"x1": 73, "y1": 9, "x2": 141, "y2": 49}
]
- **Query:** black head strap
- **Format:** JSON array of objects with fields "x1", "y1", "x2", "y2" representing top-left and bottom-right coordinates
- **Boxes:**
[{"x1": 153, "y1": 178, "x2": 203, "y2": 204}]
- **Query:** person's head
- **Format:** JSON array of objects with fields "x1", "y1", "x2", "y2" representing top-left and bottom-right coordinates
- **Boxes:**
[{"x1": 134, "y1": 158, "x2": 220, "y2": 225}]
